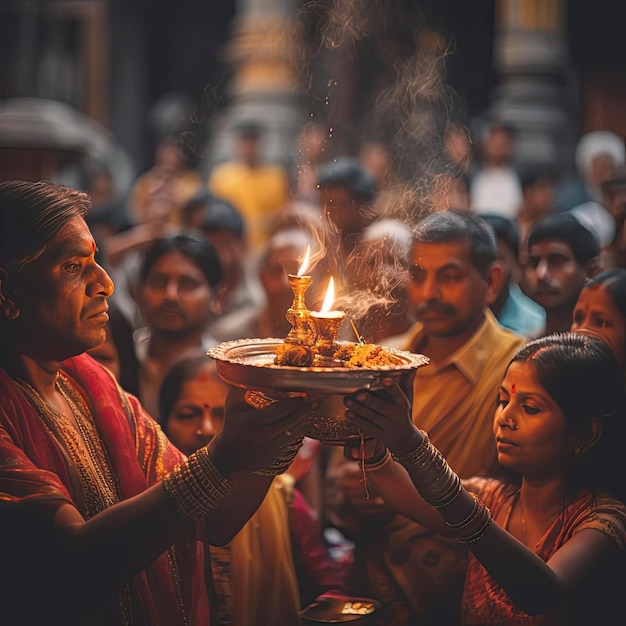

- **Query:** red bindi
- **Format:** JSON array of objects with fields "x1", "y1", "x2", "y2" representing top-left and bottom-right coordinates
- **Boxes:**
[{"x1": 511, "y1": 384, "x2": 516, "y2": 394}]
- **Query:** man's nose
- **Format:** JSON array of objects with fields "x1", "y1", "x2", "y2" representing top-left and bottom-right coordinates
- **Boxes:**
[
  {"x1": 536, "y1": 259, "x2": 550, "y2": 280},
  {"x1": 163, "y1": 280, "x2": 180, "y2": 300},
  {"x1": 420, "y1": 273, "x2": 439, "y2": 300}
]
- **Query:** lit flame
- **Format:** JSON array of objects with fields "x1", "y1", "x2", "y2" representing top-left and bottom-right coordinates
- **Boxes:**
[
  {"x1": 320, "y1": 277, "x2": 335, "y2": 313},
  {"x1": 297, "y1": 245, "x2": 311, "y2": 276}
]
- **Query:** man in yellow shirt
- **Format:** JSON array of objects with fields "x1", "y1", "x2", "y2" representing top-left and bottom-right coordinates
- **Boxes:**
[
  {"x1": 326, "y1": 210, "x2": 525, "y2": 625},
  {"x1": 208, "y1": 122, "x2": 289, "y2": 254}
]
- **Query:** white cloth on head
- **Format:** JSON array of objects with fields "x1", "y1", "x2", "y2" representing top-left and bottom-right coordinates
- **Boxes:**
[
  {"x1": 575, "y1": 131, "x2": 626, "y2": 177},
  {"x1": 569, "y1": 202, "x2": 616, "y2": 248}
]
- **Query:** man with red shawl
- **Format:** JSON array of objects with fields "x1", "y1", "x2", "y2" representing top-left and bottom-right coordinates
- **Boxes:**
[{"x1": 0, "y1": 180, "x2": 311, "y2": 625}]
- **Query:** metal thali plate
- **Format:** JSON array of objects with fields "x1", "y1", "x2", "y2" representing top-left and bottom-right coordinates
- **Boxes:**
[{"x1": 207, "y1": 337, "x2": 429, "y2": 395}]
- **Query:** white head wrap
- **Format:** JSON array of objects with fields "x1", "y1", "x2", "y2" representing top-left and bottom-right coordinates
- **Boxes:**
[{"x1": 575, "y1": 131, "x2": 625, "y2": 177}]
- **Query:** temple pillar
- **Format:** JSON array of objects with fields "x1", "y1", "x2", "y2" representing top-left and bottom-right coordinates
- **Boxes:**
[
  {"x1": 487, "y1": 0, "x2": 577, "y2": 172},
  {"x1": 206, "y1": 0, "x2": 304, "y2": 170}
]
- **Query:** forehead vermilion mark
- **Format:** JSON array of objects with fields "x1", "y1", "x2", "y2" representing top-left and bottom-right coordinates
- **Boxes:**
[
  {"x1": 197, "y1": 371, "x2": 210, "y2": 383},
  {"x1": 511, "y1": 384, "x2": 516, "y2": 394}
]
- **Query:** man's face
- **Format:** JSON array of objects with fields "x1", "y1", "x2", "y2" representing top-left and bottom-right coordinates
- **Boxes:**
[
  {"x1": 138, "y1": 251, "x2": 215, "y2": 337},
  {"x1": 15, "y1": 217, "x2": 114, "y2": 360},
  {"x1": 523, "y1": 239, "x2": 590, "y2": 311},
  {"x1": 408, "y1": 240, "x2": 490, "y2": 338},
  {"x1": 202, "y1": 229, "x2": 244, "y2": 295}
]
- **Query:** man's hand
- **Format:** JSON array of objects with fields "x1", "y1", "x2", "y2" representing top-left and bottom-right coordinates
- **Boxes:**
[{"x1": 209, "y1": 386, "x2": 313, "y2": 473}]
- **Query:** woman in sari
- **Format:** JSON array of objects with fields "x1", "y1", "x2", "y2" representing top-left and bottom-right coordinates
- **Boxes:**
[{"x1": 343, "y1": 333, "x2": 626, "y2": 625}]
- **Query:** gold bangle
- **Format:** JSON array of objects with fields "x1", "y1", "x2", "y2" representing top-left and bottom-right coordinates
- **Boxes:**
[
  {"x1": 395, "y1": 435, "x2": 463, "y2": 509},
  {"x1": 455, "y1": 502, "x2": 492, "y2": 544},
  {"x1": 163, "y1": 447, "x2": 235, "y2": 522},
  {"x1": 445, "y1": 493, "x2": 480, "y2": 530}
]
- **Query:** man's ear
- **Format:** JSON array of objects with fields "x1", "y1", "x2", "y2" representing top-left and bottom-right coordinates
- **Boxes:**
[
  {"x1": 209, "y1": 286, "x2": 226, "y2": 316},
  {"x1": 0, "y1": 267, "x2": 20, "y2": 320},
  {"x1": 587, "y1": 256, "x2": 602, "y2": 279},
  {"x1": 484, "y1": 262, "x2": 505, "y2": 307}
]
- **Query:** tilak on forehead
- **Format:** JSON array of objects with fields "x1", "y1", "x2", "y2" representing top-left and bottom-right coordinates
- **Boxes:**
[{"x1": 511, "y1": 384, "x2": 516, "y2": 394}]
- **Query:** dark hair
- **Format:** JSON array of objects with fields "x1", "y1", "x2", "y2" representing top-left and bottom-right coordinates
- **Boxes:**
[
  {"x1": 412, "y1": 209, "x2": 497, "y2": 276},
  {"x1": 511, "y1": 333, "x2": 626, "y2": 500},
  {"x1": 480, "y1": 214, "x2": 519, "y2": 258},
  {"x1": 317, "y1": 157, "x2": 376, "y2": 203},
  {"x1": 0, "y1": 180, "x2": 90, "y2": 273},
  {"x1": 518, "y1": 164, "x2": 560, "y2": 191},
  {"x1": 201, "y1": 198, "x2": 245, "y2": 239},
  {"x1": 584, "y1": 268, "x2": 626, "y2": 318},
  {"x1": 181, "y1": 191, "x2": 245, "y2": 239},
  {"x1": 158, "y1": 355, "x2": 210, "y2": 427},
  {"x1": 138, "y1": 230, "x2": 223, "y2": 289},
  {"x1": 234, "y1": 120, "x2": 263, "y2": 138},
  {"x1": 526, "y1": 213, "x2": 600, "y2": 266}
]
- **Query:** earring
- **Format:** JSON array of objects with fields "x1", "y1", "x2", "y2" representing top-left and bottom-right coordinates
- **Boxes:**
[{"x1": 2, "y1": 301, "x2": 19, "y2": 320}]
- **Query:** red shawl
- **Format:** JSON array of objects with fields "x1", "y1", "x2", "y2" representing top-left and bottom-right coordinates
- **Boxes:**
[{"x1": 0, "y1": 353, "x2": 210, "y2": 625}]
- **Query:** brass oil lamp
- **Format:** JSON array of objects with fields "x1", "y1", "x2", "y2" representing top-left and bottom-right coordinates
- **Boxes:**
[
  {"x1": 285, "y1": 245, "x2": 316, "y2": 346},
  {"x1": 310, "y1": 277, "x2": 346, "y2": 357}
]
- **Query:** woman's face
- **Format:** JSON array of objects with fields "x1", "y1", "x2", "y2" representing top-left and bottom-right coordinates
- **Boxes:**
[
  {"x1": 493, "y1": 361, "x2": 575, "y2": 481},
  {"x1": 571, "y1": 283, "x2": 626, "y2": 367},
  {"x1": 165, "y1": 363, "x2": 228, "y2": 457}
]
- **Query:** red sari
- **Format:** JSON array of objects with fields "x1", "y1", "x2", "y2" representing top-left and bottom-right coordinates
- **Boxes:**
[
  {"x1": 461, "y1": 477, "x2": 626, "y2": 626},
  {"x1": 0, "y1": 353, "x2": 211, "y2": 625}
]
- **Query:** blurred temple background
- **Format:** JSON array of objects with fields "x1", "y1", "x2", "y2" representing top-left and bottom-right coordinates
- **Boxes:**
[{"x1": 0, "y1": 0, "x2": 625, "y2": 206}]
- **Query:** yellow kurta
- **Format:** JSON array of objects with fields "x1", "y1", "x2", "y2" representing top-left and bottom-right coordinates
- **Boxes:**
[
  {"x1": 208, "y1": 162, "x2": 289, "y2": 252},
  {"x1": 402, "y1": 309, "x2": 525, "y2": 478}
]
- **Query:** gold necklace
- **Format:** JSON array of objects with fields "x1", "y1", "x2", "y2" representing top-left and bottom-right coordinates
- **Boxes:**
[
  {"x1": 519, "y1": 494, "x2": 529, "y2": 546},
  {"x1": 56, "y1": 373, "x2": 120, "y2": 505},
  {"x1": 15, "y1": 374, "x2": 120, "y2": 518}
]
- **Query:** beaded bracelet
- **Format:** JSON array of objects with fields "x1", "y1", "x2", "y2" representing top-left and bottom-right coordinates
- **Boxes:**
[{"x1": 163, "y1": 446, "x2": 235, "y2": 523}]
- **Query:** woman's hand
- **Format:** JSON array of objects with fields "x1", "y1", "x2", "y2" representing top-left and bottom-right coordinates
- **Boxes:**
[
  {"x1": 209, "y1": 387, "x2": 313, "y2": 473},
  {"x1": 344, "y1": 370, "x2": 421, "y2": 457}
]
